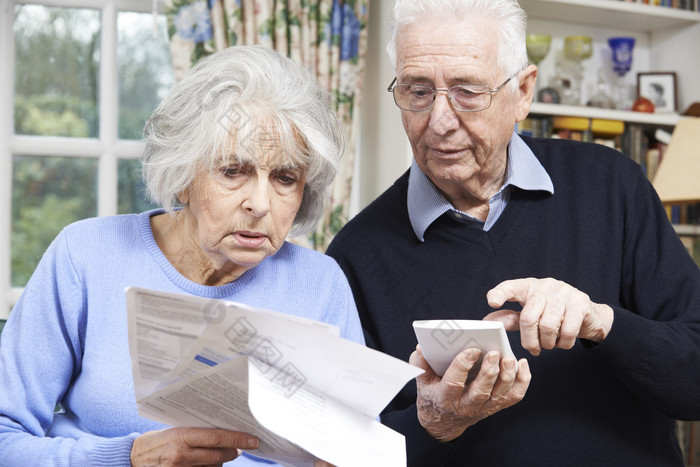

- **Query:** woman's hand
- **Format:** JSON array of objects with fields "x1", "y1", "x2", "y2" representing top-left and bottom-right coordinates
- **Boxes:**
[{"x1": 131, "y1": 427, "x2": 259, "y2": 466}]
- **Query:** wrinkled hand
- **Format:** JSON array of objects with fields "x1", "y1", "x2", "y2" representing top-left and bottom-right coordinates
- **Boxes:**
[
  {"x1": 131, "y1": 427, "x2": 259, "y2": 466},
  {"x1": 410, "y1": 346, "x2": 530, "y2": 442},
  {"x1": 485, "y1": 278, "x2": 614, "y2": 356}
]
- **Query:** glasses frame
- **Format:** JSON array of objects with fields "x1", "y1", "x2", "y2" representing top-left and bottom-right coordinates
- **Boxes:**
[{"x1": 387, "y1": 73, "x2": 518, "y2": 112}]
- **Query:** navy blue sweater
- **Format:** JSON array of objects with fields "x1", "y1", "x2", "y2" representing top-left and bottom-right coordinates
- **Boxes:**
[{"x1": 327, "y1": 137, "x2": 700, "y2": 466}]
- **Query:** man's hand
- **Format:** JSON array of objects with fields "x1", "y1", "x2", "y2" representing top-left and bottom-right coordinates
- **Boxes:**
[
  {"x1": 485, "y1": 278, "x2": 614, "y2": 356},
  {"x1": 131, "y1": 427, "x2": 259, "y2": 466},
  {"x1": 410, "y1": 346, "x2": 530, "y2": 442}
]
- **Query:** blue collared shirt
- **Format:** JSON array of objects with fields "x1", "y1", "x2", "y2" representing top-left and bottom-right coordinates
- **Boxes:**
[{"x1": 407, "y1": 131, "x2": 554, "y2": 241}]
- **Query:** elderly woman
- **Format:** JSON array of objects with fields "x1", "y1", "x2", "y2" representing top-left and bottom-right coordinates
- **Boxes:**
[{"x1": 0, "y1": 45, "x2": 362, "y2": 466}]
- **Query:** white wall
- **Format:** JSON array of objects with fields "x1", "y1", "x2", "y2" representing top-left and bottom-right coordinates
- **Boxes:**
[
  {"x1": 651, "y1": 22, "x2": 700, "y2": 114},
  {"x1": 357, "y1": 0, "x2": 411, "y2": 212}
]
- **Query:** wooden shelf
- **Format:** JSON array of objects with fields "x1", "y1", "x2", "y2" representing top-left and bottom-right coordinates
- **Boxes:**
[
  {"x1": 529, "y1": 102, "x2": 683, "y2": 126},
  {"x1": 674, "y1": 224, "x2": 700, "y2": 236},
  {"x1": 520, "y1": 0, "x2": 700, "y2": 31}
]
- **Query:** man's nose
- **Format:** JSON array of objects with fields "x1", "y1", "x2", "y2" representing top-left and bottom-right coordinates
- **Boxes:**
[{"x1": 429, "y1": 90, "x2": 459, "y2": 134}]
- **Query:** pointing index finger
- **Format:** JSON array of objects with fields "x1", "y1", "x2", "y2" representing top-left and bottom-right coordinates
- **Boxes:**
[{"x1": 487, "y1": 278, "x2": 533, "y2": 308}]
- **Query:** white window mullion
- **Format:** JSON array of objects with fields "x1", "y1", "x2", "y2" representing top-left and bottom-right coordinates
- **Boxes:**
[
  {"x1": 99, "y1": 2, "x2": 118, "y2": 218},
  {"x1": 1, "y1": 3, "x2": 15, "y2": 318}
]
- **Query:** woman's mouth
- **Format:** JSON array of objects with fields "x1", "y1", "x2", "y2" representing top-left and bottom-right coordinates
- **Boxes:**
[{"x1": 234, "y1": 231, "x2": 267, "y2": 248}]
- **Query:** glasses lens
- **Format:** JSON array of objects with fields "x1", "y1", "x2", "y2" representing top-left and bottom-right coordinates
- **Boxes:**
[
  {"x1": 395, "y1": 84, "x2": 433, "y2": 111},
  {"x1": 449, "y1": 86, "x2": 491, "y2": 111}
]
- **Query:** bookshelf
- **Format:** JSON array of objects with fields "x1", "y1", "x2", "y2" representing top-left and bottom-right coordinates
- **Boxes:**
[
  {"x1": 520, "y1": 5, "x2": 700, "y2": 464},
  {"x1": 522, "y1": 0, "x2": 700, "y2": 119},
  {"x1": 529, "y1": 102, "x2": 683, "y2": 126},
  {"x1": 521, "y1": 0, "x2": 700, "y2": 183},
  {"x1": 521, "y1": 0, "x2": 700, "y2": 31}
]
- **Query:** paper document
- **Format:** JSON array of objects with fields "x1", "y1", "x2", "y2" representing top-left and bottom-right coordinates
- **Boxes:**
[{"x1": 127, "y1": 287, "x2": 424, "y2": 467}]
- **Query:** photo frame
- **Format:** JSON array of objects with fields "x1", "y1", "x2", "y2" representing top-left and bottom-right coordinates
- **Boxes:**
[{"x1": 637, "y1": 72, "x2": 677, "y2": 113}]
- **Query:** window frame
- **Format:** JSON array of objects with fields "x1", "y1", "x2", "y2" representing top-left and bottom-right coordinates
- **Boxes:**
[{"x1": 1, "y1": 0, "x2": 166, "y2": 318}]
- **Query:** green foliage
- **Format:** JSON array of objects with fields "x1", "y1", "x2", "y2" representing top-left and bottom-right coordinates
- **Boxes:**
[
  {"x1": 10, "y1": 7, "x2": 173, "y2": 286},
  {"x1": 11, "y1": 195, "x2": 87, "y2": 286},
  {"x1": 117, "y1": 12, "x2": 174, "y2": 140},
  {"x1": 12, "y1": 156, "x2": 97, "y2": 287},
  {"x1": 118, "y1": 160, "x2": 159, "y2": 214},
  {"x1": 14, "y1": 95, "x2": 92, "y2": 137},
  {"x1": 14, "y1": 4, "x2": 100, "y2": 138},
  {"x1": 329, "y1": 204, "x2": 346, "y2": 236}
]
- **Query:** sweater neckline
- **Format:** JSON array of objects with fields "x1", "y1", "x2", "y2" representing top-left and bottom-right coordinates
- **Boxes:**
[
  {"x1": 424, "y1": 189, "x2": 532, "y2": 254},
  {"x1": 137, "y1": 209, "x2": 256, "y2": 298}
]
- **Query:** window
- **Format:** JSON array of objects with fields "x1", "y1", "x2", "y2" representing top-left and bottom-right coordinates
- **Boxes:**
[{"x1": 1, "y1": 1, "x2": 174, "y2": 318}]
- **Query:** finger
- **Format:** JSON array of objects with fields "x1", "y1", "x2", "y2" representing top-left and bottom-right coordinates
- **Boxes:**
[
  {"x1": 440, "y1": 348, "x2": 482, "y2": 399},
  {"x1": 512, "y1": 359, "x2": 532, "y2": 398},
  {"x1": 482, "y1": 310, "x2": 521, "y2": 331},
  {"x1": 410, "y1": 346, "x2": 437, "y2": 383},
  {"x1": 171, "y1": 447, "x2": 240, "y2": 465},
  {"x1": 518, "y1": 294, "x2": 547, "y2": 356},
  {"x1": 557, "y1": 300, "x2": 585, "y2": 349},
  {"x1": 537, "y1": 295, "x2": 565, "y2": 351},
  {"x1": 314, "y1": 461, "x2": 336, "y2": 467},
  {"x1": 488, "y1": 356, "x2": 517, "y2": 401},
  {"x1": 465, "y1": 351, "x2": 501, "y2": 404},
  {"x1": 181, "y1": 428, "x2": 259, "y2": 451},
  {"x1": 487, "y1": 278, "x2": 533, "y2": 308},
  {"x1": 409, "y1": 345, "x2": 428, "y2": 369}
]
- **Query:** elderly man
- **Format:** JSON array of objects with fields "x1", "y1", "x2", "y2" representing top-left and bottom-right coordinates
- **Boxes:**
[{"x1": 326, "y1": 0, "x2": 700, "y2": 465}]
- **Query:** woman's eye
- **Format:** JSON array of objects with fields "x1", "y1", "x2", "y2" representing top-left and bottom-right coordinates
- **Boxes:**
[
  {"x1": 276, "y1": 173, "x2": 298, "y2": 185},
  {"x1": 220, "y1": 165, "x2": 245, "y2": 177}
]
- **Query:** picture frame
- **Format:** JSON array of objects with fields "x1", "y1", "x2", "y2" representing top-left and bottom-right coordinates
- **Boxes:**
[{"x1": 637, "y1": 72, "x2": 677, "y2": 113}]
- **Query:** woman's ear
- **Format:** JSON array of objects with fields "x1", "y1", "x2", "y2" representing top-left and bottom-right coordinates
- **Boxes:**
[{"x1": 177, "y1": 189, "x2": 189, "y2": 205}]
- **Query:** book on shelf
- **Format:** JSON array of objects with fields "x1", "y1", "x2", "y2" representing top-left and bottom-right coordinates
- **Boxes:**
[
  {"x1": 518, "y1": 116, "x2": 553, "y2": 139},
  {"x1": 546, "y1": 116, "x2": 625, "y2": 148},
  {"x1": 519, "y1": 115, "x2": 627, "y2": 151},
  {"x1": 621, "y1": 124, "x2": 650, "y2": 174},
  {"x1": 626, "y1": 0, "x2": 698, "y2": 9},
  {"x1": 678, "y1": 234, "x2": 700, "y2": 266}
]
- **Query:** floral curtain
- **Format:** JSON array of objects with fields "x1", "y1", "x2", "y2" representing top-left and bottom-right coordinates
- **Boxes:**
[{"x1": 164, "y1": 0, "x2": 369, "y2": 251}]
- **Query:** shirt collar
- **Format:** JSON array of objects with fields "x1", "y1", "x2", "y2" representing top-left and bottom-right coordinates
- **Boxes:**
[{"x1": 407, "y1": 131, "x2": 554, "y2": 241}]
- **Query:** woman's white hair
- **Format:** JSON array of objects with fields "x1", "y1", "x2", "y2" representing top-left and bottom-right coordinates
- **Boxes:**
[
  {"x1": 386, "y1": 0, "x2": 528, "y2": 91},
  {"x1": 142, "y1": 45, "x2": 344, "y2": 237}
]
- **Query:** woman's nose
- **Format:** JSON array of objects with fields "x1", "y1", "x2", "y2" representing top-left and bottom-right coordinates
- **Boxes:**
[{"x1": 241, "y1": 179, "x2": 271, "y2": 217}]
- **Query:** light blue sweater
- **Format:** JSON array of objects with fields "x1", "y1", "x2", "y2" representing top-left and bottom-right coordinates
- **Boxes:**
[{"x1": 0, "y1": 210, "x2": 364, "y2": 466}]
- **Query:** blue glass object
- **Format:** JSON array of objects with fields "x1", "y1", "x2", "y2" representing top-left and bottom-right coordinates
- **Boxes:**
[{"x1": 608, "y1": 37, "x2": 635, "y2": 77}]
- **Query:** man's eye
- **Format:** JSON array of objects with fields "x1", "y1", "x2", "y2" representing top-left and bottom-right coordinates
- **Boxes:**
[
  {"x1": 452, "y1": 87, "x2": 478, "y2": 98},
  {"x1": 410, "y1": 87, "x2": 432, "y2": 98}
]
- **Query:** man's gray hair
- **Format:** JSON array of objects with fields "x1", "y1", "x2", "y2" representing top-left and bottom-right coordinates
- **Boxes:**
[
  {"x1": 142, "y1": 45, "x2": 344, "y2": 237},
  {"x1": 386, "y1": 0, "x2": 528, "y2": 90}
]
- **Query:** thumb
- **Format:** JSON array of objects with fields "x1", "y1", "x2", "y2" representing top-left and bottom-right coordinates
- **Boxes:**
[
  {"x1": 483, "y1": 309, "x2": 521, "y2": 331},
  {"x1": 410, "y1": 345, "x2": 436, "y2": 381}
]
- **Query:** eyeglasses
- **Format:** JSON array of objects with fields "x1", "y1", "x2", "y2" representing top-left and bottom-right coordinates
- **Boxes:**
[{"x1": 387, "y1": 74, "x2": 517, "y2": 112}]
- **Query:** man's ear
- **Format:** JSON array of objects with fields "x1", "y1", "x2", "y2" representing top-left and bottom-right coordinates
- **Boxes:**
[{"x1": 515, "y1": 64, "x2": 538, "y2": 123}]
